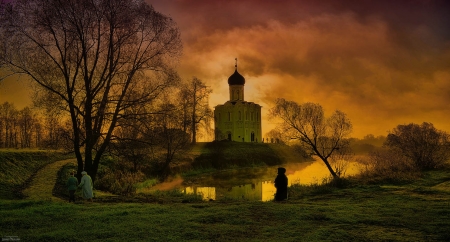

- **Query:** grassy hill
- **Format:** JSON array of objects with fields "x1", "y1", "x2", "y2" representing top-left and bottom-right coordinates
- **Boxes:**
[
  {"x1": 0, "y1": 150, "x2": 72, "y2": 199},
  {"x1": 190, "y1": 141, "x2": 310, "y2": 171}
]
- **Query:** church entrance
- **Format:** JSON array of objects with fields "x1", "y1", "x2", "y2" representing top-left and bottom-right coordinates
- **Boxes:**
[
  {"x1": 227, "y1": 132, "x2": 232, "y2": 141},
  {"x1": 251, "y1": 132, "x2": 255, "y2": 142}
]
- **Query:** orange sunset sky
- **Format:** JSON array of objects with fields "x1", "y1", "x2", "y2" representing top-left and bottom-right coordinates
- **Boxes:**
[{"x1": 1, "y1": 0, "x2": 450, "y2": 138}]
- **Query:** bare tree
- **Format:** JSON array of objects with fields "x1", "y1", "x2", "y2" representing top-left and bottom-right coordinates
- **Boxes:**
[
  {"x1": 0, "y1": 0, "x2": 182, "y2": 181},
  {"x1": 0, "y1": 102, "x2": 44, "y2": 148},
  {"x1": 269, "y1": 98, "x2": 353, "y2": 179},
  {"x1": 0, "y1": 102, "x2": 19, "y2": 148},
  {"x1": 265, "y1": 129, "x2": 288, "y2": 144},
  {"x1": 18, "y1": 107, "x2": 36, "y2": 148},
  {"x1": 150, "y1": 103, "x2": 191, "y2": 180},
  {"x1": 180, "y1": 77, "x2": 212, "y2": 144}
]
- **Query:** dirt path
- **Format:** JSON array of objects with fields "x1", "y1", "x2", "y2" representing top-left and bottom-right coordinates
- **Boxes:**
[{"x1": 23, "y1": 158, "x2": 77, "y2": 201}]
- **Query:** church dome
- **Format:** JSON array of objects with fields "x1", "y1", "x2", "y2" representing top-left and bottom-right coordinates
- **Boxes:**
[{"x1": 228, "y1": 69, "x2": 245, "y2": 85}]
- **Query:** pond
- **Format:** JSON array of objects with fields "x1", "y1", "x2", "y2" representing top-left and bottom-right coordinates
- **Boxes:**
[{"x1": 146, "y1": 159, "x2": 362, "y2": 202}]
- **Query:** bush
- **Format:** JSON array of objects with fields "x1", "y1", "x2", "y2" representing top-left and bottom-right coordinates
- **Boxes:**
[
  {"x1": 95, "y1": 167, "x2": 145, "y2": 196},
  {"x1": 357, "y1": 149, "x2": 421, "y2": 183},
  {"x1": 385, "y1": 122, "x2": 450, "y2": 170},
  {"x1": 288, "y1": 177, "x2": 349, "y2": 199}
]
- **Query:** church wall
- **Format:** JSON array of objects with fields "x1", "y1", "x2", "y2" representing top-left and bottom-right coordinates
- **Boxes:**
[{"x1": 214, "y1": 102, "x2": 262, "y2": 142}]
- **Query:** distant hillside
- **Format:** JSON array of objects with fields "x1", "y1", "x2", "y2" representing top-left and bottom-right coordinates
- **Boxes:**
[{"x1": 190, "y1": 141, "x2": 311, "y2": 170}]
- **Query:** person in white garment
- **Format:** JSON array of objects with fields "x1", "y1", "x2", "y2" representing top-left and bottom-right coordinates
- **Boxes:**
[{"x1": 78, "y1": 171, "x2": 93, "y2": 201}]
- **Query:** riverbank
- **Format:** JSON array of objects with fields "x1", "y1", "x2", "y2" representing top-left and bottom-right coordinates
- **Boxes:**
[
  {"x1": 188, "y1": 141, "x2": 311, "y2": 171},
  {"x1": 1, "y1": 167, "x2": 450, "y2": 241}
]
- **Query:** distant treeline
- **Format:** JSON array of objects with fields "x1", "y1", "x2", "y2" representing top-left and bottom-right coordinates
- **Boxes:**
[
  {"x1": 349, "y1": 134, "x2": 386, "y2": 154},
  {"x1": 0, "y1": 102, "x2": 70, "y2": 149}
]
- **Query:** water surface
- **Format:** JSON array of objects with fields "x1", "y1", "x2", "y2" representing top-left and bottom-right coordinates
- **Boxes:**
[{"x1": 148, "y1": 159, "x2": 362, "y2": 202}]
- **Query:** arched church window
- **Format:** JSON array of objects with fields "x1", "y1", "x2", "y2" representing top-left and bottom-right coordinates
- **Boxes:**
[
  {"x1": 228, "y1": 112, "x2": 231, "y2": 121},
  {"x1": 237, "y1": 90, "x2": 240, "y2": 100},
  {"x1": 251, "y1": 112, "x2": 253, "y2": 121},
  {"x1": 246, "y1": 111, "x2": 248, "y2": 120},
  {"x1": 239, "y1": 111, "x2": 241, "y2": 120}
]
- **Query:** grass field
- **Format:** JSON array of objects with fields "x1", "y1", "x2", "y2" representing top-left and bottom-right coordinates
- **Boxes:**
[
  {"x1": 1, "y1": 147, "x2": 450, "y2": 241},
  {"x1": 1, "y1": 168, "x2": 450, "y2": 241}
]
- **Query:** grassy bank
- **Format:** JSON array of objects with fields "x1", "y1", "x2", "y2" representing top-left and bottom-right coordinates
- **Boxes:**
[
  {"x1": 0, "y1": 150, "x2": 72, "y2": 199},
  {"x1": 188, "y1": 142, "x2": 309, "y2": 173},
  {"x1": 1, "y1": 168, "x2": 450, "y2": 241}
]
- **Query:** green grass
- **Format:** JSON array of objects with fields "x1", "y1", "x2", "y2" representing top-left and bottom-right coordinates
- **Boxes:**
[
  {"x1": 2, "y1": 146, "x2": 450, "y2": 241},
  {"x1": 0, "y1": 149, "x2": 72, "y2": 199},
  {"x1": 1, "y1": 168, "x2": 450, "y2": 241}
]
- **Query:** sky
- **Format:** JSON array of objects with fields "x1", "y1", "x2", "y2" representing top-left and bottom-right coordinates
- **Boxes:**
[{"x1": 1, "y1": 0, "x2": 450, "y2": 138}]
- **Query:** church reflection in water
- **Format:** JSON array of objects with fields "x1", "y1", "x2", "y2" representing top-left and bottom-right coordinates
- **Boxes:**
[
  {"x1": 182, "y1": 181, "x2": 278, "y2": 202},
  {"x1": 180, "y1": 160, "x2": 361, "y2": 202}
]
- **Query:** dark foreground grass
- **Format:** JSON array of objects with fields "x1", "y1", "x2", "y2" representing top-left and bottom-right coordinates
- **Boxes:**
[{"x1": 2, "y1": 172, "x2": 450, "y2": 242}]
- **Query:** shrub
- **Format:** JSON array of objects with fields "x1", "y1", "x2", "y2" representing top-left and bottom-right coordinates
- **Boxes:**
[
  {"x1": 358, "y1": 149, "x2": 420, "y2": 183},
  {"x1": 288, "y1": 177, "x2": 349, "y2": 199},
  {"x1": 385, "y1": 122, "x2": 450, "y2": 170},
  {"x1": 95, "y1": 167, "x2": 145, "y2": 196}
]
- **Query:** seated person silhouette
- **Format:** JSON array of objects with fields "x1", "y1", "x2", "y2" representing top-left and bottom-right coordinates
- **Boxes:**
[{"x1": 274, "y1": 167, "x2": 288, "y2": 201}]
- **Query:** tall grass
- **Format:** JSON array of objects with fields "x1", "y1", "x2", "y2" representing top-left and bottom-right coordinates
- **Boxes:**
[{"x1": 356, "y1": 149, "x2": 423, "y2": 184}]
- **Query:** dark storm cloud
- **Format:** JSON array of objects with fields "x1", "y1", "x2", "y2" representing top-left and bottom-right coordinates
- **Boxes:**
[{"x1": 146, "y1": 0, "x2": 450, "y2": 137}]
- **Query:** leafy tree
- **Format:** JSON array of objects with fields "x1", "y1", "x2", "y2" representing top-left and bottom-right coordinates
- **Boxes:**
[
  {"x1": 384, "y1": 122, "x2": 450, "y2": 170},
  {"x1": 0, "y1": 0, "x2": 182, "y2": 181},
  {"x1": 269, "y1": 98, "x2": 353, "y2": 179}
]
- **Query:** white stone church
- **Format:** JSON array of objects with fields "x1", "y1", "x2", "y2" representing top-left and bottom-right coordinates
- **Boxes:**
[{"x1": 214, "y1": 60, "x2": 262, "y2": 142}]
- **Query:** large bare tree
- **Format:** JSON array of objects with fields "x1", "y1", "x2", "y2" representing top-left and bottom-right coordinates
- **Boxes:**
[
  {"x1": 0, "y1": 0, "x2": 182, "y2": 181},
  {"x1": 269, "y1": 98, "x2": 353, "y2": 179}
]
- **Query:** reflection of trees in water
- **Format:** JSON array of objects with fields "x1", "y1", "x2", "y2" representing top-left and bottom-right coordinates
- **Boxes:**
[{"x1": 177, "y1": 160, "x2": 363, "y2": 201}]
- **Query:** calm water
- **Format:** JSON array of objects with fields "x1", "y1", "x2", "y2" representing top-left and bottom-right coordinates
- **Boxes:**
[{"x1": 147, "y1": 159, "x2": 362, "y2": 202}]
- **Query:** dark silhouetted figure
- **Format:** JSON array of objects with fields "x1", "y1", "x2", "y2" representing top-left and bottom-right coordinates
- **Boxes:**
[
  {"x1": 67, "y1": 171, "x2": 78, "y2": 202},
  {"x1": 274, "y1": 167, "x2": 288, "y2": 201}
]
